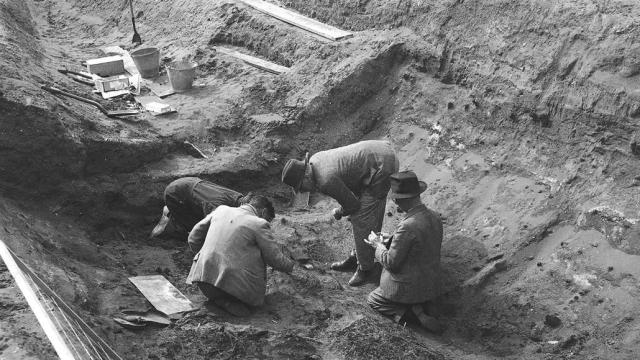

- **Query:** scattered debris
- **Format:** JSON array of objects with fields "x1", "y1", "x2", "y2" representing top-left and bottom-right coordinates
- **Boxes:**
[
  {"x1": 41, "y1": 85, "x2": 140, "y2": 118},
  {"x1": 572, "y1": 273, "x2": 596, "y2": 289}
]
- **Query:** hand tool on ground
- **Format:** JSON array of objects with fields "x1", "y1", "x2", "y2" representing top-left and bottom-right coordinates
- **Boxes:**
[
  {"x1": 121, "y1": 309, "x2": 171, "y2": 325},
  {"x1": 57, "y1": 68, "x2": 93, "y2": 79},
  {"x1": 113, "y1": 317, "x2": 147, "y2": 330},
  {"x1": 41, "y1": 85, "x2": 140, "y2": 117},
  {"x1": 129, "y1": 0, "x2": 142, "y2": 45},
  {"x1": 57, "y1": 69, "x2": 94, "y2": 86}
]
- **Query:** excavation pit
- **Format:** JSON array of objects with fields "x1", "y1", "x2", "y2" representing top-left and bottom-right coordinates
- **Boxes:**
[{"x1": 2, "y1": 0, "x2": 640, "y2": 359}]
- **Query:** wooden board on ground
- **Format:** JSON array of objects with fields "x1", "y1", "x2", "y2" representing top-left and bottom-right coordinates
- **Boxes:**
[
  {"x1": 239, "y1": 0, "x2": 353, "y2": 41},
  {"x1": 146, "y1": 81, "x2": 175, "y2": 98},
  {"x1": 216, "y1": 47, "x2": 289, "y2": 74},
  {"x1": 134, "y1": 95, "x2": 176, "y2": 115},
  {"x1": 128, "y1": 275, "x2": 197, "y2": 315}
]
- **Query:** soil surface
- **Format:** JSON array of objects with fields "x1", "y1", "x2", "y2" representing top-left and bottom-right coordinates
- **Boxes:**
[{"x1": 1, "y1": 0, "x2": 640, "y2": 359}]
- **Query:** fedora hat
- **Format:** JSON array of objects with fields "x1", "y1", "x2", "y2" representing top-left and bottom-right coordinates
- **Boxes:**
[
  {"x1": 281, "y1": 153, "x2": 309, "y2": 189},
  {"x1": 389, "y1": 171, "x2": 427, "y2": 199}
]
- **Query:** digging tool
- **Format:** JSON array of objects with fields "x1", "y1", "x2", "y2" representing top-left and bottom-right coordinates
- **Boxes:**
[
  {"x1": 57, "y1": 68, "x2": 92, "y2": 79},
  {"x1": 129, "y1": 0, "x2": 142, "y2": 45},
  {"x1": 57, "y1": 69, "x2": 94, "y2": 86},
  {"x1": 41, "y1": 85, "x2": 139, "y2": 118},
  {"x1": 120, "y1": 309, "x2": 171, "y2": 326}
]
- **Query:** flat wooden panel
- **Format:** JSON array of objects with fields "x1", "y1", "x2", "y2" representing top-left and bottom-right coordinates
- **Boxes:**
[
  {"x1": 240, "y1": 0, "x2": 353, "y2": 41},
  {"x1": 128, "y1": 275, "x2": 197, "y2": 315},
  {"x1": 216, "y1": 47, "x2": 289, "y2": 74},
  {"x1": 134, "y1": 95, "x2": 176, "y2": 115}
]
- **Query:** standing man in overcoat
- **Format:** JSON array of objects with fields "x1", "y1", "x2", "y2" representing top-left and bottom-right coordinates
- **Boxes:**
[{"x1": 281, "y1": 140, "x2": 399, "y2": 286}]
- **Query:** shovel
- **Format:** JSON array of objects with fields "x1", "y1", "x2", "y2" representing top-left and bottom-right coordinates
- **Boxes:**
[
  {"x1": 41, "y1": 85, "x2": 140, "y2": 118},
  {"x1": 129, "y1": 0, "x2": 142, "y2": 45}
]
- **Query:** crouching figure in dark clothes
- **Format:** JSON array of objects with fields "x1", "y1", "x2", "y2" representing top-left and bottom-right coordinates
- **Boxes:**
[
  {"x1": 186, "y1": 194, "x2": 294, "y2": 316},
  {"x1": 364, "y1": 171, "x2": 443, "y2": 333},
  {"x1": 150, "y1": 177, "x2": 244, "y2": 239}
]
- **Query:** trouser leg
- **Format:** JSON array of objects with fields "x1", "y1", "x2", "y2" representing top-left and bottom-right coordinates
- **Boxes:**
[
  {"x1": 195, "y1": 282, "x2": 251, "y2": 317},
  {"x1": 350, "y1": 193, "x2": 386, "y2": 271},
  {"x1": 367, "y1": 287, "x2": 410, "y2": 322}
]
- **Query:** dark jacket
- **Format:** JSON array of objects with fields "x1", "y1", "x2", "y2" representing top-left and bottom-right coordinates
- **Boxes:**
[
  {"x1": 375, "y1": 204, "x2": 443, "y2": 304},
  {"x1": 309, "y1": 140, "x2": 398, "y2": 216},
  {"x1": 186, "y1": 205, "x2": 294, "y2": 306},
  {"x1": 164, "y1": 177, "x2": 243, "y2": 231}
]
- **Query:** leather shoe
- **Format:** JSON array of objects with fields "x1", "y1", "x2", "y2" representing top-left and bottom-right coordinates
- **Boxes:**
[
  {"x1": 150, "y1": 206, "x2": 170, "y2": 238},
  {"x1": 348, "y1": 266, "x2": 380, "y2": 287},
  {"x1": 330, "y1": 254, "x2": 357, "y2": 272},
  {"x1": 412, "y1": 305, "x2": 442, "y2": 334}
]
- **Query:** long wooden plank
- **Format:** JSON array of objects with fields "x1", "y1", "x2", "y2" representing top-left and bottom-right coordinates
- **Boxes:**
[
  {"x1": 239, "y1": 0, "x2": 353, "y2": 41},
  {"x1": 216, "y1": 47, "x2": 289, "y2": 74},
  {"x1": 7, "y1": 242, "x2": 124, "y2": 360},
  {"x1": 0, "y1": 240, "x2": 77, "y2": 360}
]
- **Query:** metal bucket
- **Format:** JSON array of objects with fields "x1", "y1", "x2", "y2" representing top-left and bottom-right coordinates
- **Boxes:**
[
  {"x1": 167, "y1": 61, "x2": 198, "y2": 92},
  {"x1": 131, "y1": 47, "x2": 160, "y2": 79}
]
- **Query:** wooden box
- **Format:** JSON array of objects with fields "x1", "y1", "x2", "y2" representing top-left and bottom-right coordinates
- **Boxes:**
[
  {"x1": 94, "y1": 75, "x2": 130, "y2": 92},
  {"x1": 86, "y1": 56, "x2": 125, "y2": 77}
]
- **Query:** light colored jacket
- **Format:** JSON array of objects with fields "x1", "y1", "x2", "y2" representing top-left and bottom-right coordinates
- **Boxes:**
[
  {"x1": 375, "y1": 204, "x2": 443, "y2": 304},
  {"x1": 186, "y1": 205, "x2": 294, "y2": 306},
  {"x1": 309, "y1": 140, "x2": 398, "y2": 216}
]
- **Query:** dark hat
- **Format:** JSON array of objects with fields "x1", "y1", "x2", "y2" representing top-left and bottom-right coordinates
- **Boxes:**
[
  {"x1": 389, "y1": 171, "x2": 427, "y2": 199},
  {"x1": 281, "y1": 153, "x2": 309, "y2": 189}
]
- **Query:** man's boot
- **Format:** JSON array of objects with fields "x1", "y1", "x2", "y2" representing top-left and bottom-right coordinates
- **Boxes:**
[
  {"x1": 150, "y1": 206, "x2": 170, "y2": 238},
  {"x1": 348, "y1": 264, "x2": 381, "y2": 287},
  {"x1": 330, "y1": 251, "x2": 357, "y2": 272},
  {"x1": 411, "y1": 304, "x2": 442, "y2": 334}
]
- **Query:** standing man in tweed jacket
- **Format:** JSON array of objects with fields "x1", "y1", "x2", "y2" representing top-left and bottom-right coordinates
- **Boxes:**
[
  {"x1": 281, "y1": 140, "x2": 399, "y2": 286},
  {"x1": 365, "y1": 171, "x2": 443, "y2": 333}
]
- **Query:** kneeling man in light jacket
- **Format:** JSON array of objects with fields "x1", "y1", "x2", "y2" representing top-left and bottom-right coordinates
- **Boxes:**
[{"x1": 186, "y1": 193, "x2": 294, "y2": 316}]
